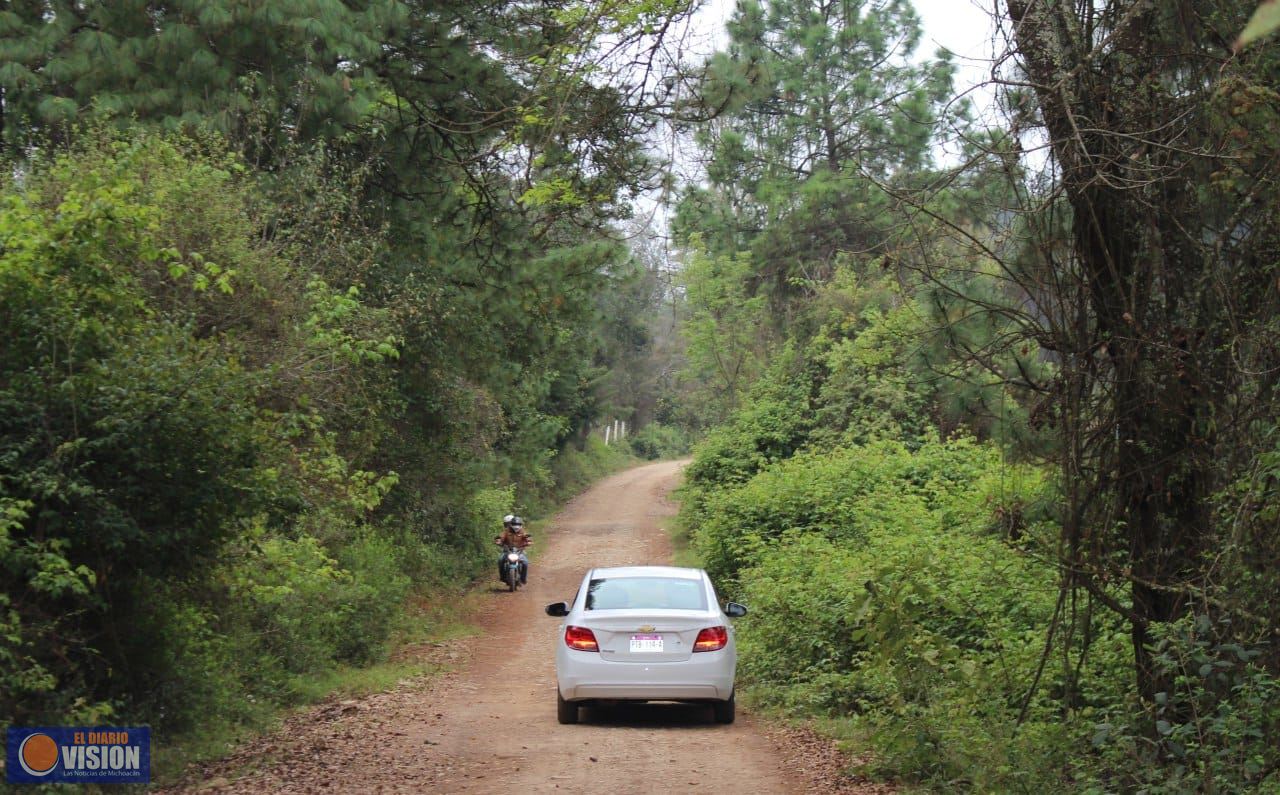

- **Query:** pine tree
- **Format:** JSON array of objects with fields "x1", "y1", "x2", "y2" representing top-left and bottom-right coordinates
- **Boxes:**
[
  {"x1": 674, "y1": 0, "x2": 953, "y2": 331},
  {"x1": 0, "y1": 0, "x2": 398, "y2": 155}
]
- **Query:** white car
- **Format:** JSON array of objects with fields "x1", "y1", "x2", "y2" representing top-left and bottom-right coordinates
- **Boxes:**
[{"x1": 545, "y1": 565, "x2": 748, "y2": 725}]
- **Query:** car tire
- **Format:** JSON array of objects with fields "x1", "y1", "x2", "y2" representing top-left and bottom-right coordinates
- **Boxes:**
[
  {"x1": 557, "y1": 691, "x2": 579, "y2": 725},
  {"x1": 713, "y1": 691, "x2": 735, "y2": 724}
]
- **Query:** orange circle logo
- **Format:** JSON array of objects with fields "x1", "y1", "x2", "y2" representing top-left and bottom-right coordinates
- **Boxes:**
[{"x1": 18, "y1": 733, "x2": 59, "y2": 776}]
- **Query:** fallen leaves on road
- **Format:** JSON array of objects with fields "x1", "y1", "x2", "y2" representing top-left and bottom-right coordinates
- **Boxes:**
[{"x1": 765, "y1": 723, "x2": 897, "y2": 794}]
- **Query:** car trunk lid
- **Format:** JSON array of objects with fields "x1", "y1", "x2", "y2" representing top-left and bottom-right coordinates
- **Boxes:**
[{"x1": 585, "y1": 609, "x2": 718, "y2": 663}]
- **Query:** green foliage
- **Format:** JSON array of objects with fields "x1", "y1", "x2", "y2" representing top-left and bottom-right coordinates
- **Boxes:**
[
  {"x1": 225, "y1": 529, "x2": 411, "y2": 678},
  {"x1": 693, "y1": 436, "x2": 1074, "y2": 790},
  {"x1": 0, "y1": 0, "x2": 397, "y2": 154},
  {"x1": 735, "y1": 535, "x2": 1075, "y2": 790},
  {"x1": 675, "y1": 243, "x2": 770, "y2": 423},
  {"x1": 627, "y1": 423, "x2": 690, "y2": 460},
  {"x1": 669, "y1": 0, "x2": 1280, "y2": 791},
  {"x1": 693, "y1": 435, "x2": 1041, "y2": 586},
  {"x1": 0, "y1": 133, "x2": 273, "y2": 725},
  {"x1": 1237, "y1": 0, "x2": 1280, "y2": 49},
  {"x1": 0, "y1": 125, "x2": 656, "y2": 740},
  {"x1": 0, "y1": 0, "x2": 692, "y2": 770},
  {"x1": 681, "y1": 349, "x2": 815, "y2": 495},
  {"x1": 544, "y1": 436, "x2": 636, "y2": 509},
  {"x1": 1076, "y1": 615, "x2": 1280, "y2": 793},
  {"x1": 672, "y1": 0, "x2": 955, "y2": 318},
  {"x1": 704, "y1": 0, "x2": 945, "y2": 179}
]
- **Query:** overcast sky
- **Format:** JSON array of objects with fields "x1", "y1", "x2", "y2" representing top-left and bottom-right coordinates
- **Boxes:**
[{"x1": 914, "y1": 0, "x2": 1000, "y2": 88}]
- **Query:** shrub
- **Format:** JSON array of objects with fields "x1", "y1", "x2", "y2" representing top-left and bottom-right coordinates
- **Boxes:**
[
  {"x1": 544, "y1": 436, "x2": 633, "y2": 507},
  {"x1": 692, "y1": 436, "x2": 1034, "y2": 586},
  {"x1": 331, "y1": 531, "x2": 413, "y2": 664},
  {"x1": 628, "y1": 423, "x2": 691, "y2": 460},
  {"x1": 0, "y1": 129, "x2": 406, "y2": 733},
  {"x1": 732, "y1": 521, "x2": 1074, "y2": 789},
  {"x1": 678, "y1": 357, "x2": 817, "y2": 535},
  {"x1": 1073, "y1": 615, "x2": 1280, "y2": 794},
  {"x1": 0, "y1": 139, "x2": 270, "y2": 725},
  {"x1": 695, "y1": 434, "x2": 1095, "y2": 789}
]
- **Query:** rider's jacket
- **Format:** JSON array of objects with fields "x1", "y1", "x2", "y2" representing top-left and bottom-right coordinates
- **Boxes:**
[{"x1": 496, "y1": 528, "x2": 532, "y2": 550}]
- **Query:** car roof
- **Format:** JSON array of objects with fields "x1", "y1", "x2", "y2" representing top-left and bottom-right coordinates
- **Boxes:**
[{"x1": 588, "y1": 565, "x2": 706, "y2": 581}]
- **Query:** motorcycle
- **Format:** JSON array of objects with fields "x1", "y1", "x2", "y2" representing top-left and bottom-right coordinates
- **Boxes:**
[{"x1": 499, "y1": 544, "x2": 526, "y2": 592}]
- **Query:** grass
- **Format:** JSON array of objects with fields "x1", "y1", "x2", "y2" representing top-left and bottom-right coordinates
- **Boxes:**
[
  {"x1": 542, "y1": 436, "x2": 638, "y2": 509},
  {"x1": 149, "y1": 587, "x2": 483, "y2": 785},
  {"x1": 666, "y1": 482, "x2": 701, "y2": 569},
  {"x1": 668, "y1": 517, "x2": 701, "y2": 568}
]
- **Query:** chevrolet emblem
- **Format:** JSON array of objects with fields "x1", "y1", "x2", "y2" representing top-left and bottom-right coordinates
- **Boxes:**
[{"x1": 637, "y1": 625, "x2": 656, "y2": 633}]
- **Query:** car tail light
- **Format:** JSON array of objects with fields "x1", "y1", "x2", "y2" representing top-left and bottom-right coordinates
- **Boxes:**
[
  {"x1": 564, "y1": 626, "x2": 599, "y2": 652},
  {"x1": 693, "y1": 626, "x2": 728, "y2": 652}
]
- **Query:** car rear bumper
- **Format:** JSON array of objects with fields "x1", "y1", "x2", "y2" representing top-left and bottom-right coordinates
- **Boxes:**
[
  {"x1": 566, "y1": 683, "x2": 727, "y2": 701},
  {"x1": 557, "y1": 649, "x2": 735, "y2": 702}
]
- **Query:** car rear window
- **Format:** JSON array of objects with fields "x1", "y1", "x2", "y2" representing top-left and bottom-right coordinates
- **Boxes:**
[{"x1": 585, "y1": 577, "x2": 708, "y2": 611}]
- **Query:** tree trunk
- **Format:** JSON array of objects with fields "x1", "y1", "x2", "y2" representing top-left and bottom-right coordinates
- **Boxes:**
[{"x1": 1005, "y1": 0, "x2": 1214, "y2": 707}]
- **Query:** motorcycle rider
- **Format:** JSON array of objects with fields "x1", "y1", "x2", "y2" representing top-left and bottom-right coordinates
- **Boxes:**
[{"x1": 495, "y1": 514, "x2": 532, "y2": 585}]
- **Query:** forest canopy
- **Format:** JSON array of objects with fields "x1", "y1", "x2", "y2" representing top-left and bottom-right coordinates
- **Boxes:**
[
  {"x1": 0, "y1": 0, "x2": 691, "y2": 738},
  {"x1": 667, "y1": 0, "x2": 1280, "y2": 790},
  {"x1": 2, "y1": 0, "x2": 1279, "y2": 791}
]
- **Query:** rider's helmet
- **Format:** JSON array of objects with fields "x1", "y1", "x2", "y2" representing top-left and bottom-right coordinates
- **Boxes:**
[
  {"x1": 502, "y1": 513, "x2": 516, "y2": 527},
  {"x1": 512, "y1": 515, "x2": 525, "y2": 529}
]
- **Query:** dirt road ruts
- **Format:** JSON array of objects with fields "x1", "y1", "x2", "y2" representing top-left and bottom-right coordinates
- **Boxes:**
[{"x1": 172, "y1": 461, "x2": 806, "y2": 793}]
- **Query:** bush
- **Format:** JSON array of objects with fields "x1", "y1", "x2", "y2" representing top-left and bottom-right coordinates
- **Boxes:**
[
  {"x1": 331, "y1": 532, "x2": 413, "y2": 664},
  {"x1": 734, "y1": 526, "x2": 1087, "y2": 789},
  {"x1": 677, "y1": 356, "x2": 817, "y2": 536},
  {"x1": 121, "y1": 587, "x2": 246, "y2": 733},
  {"x1": 628, "y1": 423, "x2": 690, "y2": 460},
  {"x1": 682, "y1": 376, "x2": 813, "y2": 494},
  {"x1": 1073, "y1": 615, "x2": 1280, "y2": 794},
  {"x1": 691, "y1": 435, "x2": 1040, "y2": 586},
  {"x1": 0, "y1": 136, "x2": 271, "y2": 726},
  {"x1": 544, "y1": 436, "x2": 634, "y2": 507},
  {"x1": 691, "y1": 434, "x2": 1101, "y2": 789},
  {"x1": 0, "y1": 130, "x2": 409, "y2": 734}
]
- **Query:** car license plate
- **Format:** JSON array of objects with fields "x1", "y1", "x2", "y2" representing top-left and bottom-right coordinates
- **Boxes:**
[{"x1": 630, "y1": 634, "x2": 663, "y2": 653}]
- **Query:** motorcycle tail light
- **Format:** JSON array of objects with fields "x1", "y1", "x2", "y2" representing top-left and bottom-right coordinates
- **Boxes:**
[
  {"x1": 693, "y1": 626, "x2": 728, "y2": 652},
  {"x1": 564, "y1": 626, "x2": 599, "y2": 652}
]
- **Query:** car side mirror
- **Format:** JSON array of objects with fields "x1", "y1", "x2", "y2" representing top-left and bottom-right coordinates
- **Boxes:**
[
  {"x1": 545, "y1": 602, "x2": 570, "y2": 617},
  {"x1": 725, "y1": 602, "x2": 748, "y2": 618}
]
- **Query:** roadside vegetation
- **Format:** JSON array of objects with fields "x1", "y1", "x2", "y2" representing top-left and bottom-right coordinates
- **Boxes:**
[
  {"x1": 0, "y1": 0, "x2": 680, "y2": 772},
  {"x1": 667, "y1": 0, "x2": 1280, "y2": 791},
  {"x1": 4, "y1": 0, "x2": 1280, "y2": 791}
]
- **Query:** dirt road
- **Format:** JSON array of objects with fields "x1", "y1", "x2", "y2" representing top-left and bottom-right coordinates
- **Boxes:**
[{"x1": 176, "y1": 461, "x2": 863, "y2": 793}]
